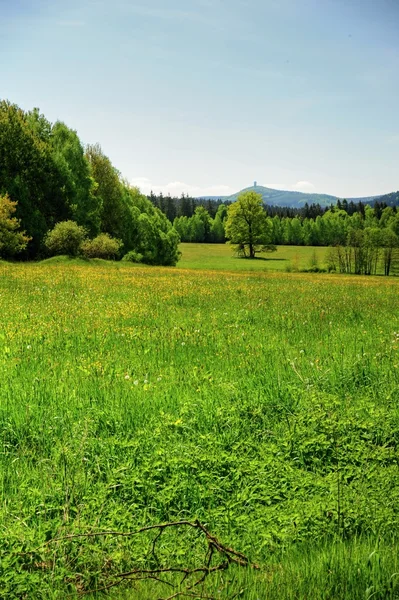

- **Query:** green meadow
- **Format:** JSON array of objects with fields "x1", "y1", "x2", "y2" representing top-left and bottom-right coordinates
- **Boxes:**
[
  {"x1": 178, "y1": 242, "x2": 329, "y2": 271},
  {"x1": 1, "y1": 251, "x2": 399, "y2": 599}
]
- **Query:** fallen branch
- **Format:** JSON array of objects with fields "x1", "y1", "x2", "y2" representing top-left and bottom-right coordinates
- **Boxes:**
[{"x1": 38, "y1": 519, "x2": 258, "y2": 598}]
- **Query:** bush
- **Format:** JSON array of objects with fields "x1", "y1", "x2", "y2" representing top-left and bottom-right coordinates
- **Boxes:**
[
  {"x1": 81, "y1": 233, "x2": 123, "y2": 259},
  {"x1": 44, "y1": 221, "x2": 87, "y2": 257},
  {"x1": 122, "y1": 250, "x2": 143, "y2": 263}
]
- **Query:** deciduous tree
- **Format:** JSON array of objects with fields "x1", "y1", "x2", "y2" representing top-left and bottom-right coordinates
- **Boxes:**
[
  {"x1": 0, "y1": 194, "x2": 31, "y2": 257},
  {"x1": 225, "y1": 191, "x2": 275, "y2": 258}
]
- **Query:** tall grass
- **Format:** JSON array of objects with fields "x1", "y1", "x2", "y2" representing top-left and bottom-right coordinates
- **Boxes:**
[{"x1": 1, "y1": 260, "x2": 399, "y2": 598}]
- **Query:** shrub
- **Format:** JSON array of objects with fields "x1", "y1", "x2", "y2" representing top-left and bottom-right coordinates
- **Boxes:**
[
  {"x1": 122, "y1": 250, "x2": 143, "y2": 263},
  {"x1": 44, "y1": 221, "x2": 86, "y2": 257},
  {"x1": 81, "y1": 233, "x2": 123, "y2": 259}
]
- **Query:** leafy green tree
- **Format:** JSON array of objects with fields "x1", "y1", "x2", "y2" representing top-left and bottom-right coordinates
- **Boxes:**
[
  {"x1": 193, "y1": 206, "x2": 212, "y2": 241},
  {"x1": 215, "y1": 203, "x2": 228, "y2": 222},
  {"x1": 287, "y1": 217, "x2": 303, "y2": 245},
  {"x1": 85, "y1": 144, "x2": 126, "y2": 240},
  {"x1": 210, "y1": 212, "x2": 225, "y2": 243},
  {"x1": 0, "y1": 194, "x2": 31, "y2": 257},
  {"x1": 347, "y1": 228, "x2": 364, "y2": 274},
  {"x1": 0, "y1": 101, "x2": 71, "y2": 254},
  {"x1": 379, "y1": 206, "x2": 395, "y2": 229},
  {"x1": 225, "y1": 191, "x2": 274, "y2": 258},
  {"x1": 44, "y1": 221, "x2": 87, "y2": 257},
  {"x1": 364, "y1": 204, "x2": 378, "y2": 228},
  {"x1": 119, "y1": 184, "x2": 180, "y2": 265},
  {"x1": 302, "y1": 218, "x2": 316, "y2": 245},
  {"x1": 271, "y1": 214, "x2": 284, "y2": 244},
  {"x1": 135, "y1": 210, "x2": 180, "y2": 266},
  {"x1": 362, "y1": 227, "x2": 381, "y2": 275},
  {"x1": 189, "y1": 211, "x2": 206, "y2": 242},
  {"x1": 322, "y1": 209, "x2": 348, "y2": 245},
  {"x1": 388, "y1": 211, "x2": 399, "y2": 237},
  {"x1": 51, "y1": 122, "x2": 101, "y2": 235},
  {"x1": 25, "y1": 107, "x2": 52, "y2": 141},
  {"x1": 380, "y1": 229, "x2": 399, "y2": 276},
  {"x1": 173, "y1": 215, "x2": 190, "y2": 242}
]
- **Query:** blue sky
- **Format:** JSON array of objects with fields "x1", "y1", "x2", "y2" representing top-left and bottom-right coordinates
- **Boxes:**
[{"x1": 1, "y1": 0, "x2": 398, "y2": 198}]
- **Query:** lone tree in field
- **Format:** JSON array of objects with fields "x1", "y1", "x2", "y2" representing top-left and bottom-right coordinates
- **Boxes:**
[{"x1": 225, "y1": 191, "x2": 275, "y2": 258}]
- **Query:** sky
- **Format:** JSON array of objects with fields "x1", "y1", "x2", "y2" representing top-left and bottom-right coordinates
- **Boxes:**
[{"x1": 1, "y1": 0, "x2": 399, "y2": 198}]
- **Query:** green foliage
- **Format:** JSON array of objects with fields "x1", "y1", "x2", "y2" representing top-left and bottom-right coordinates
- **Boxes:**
[
  {"x1": 0, "y1": 101, "x2": 71, "y2": 254},
  {"x1": 134, "y1": 208, "x2": 181, "y2": 266},
  {"x1": 51, "y1": 121, "x2": 102, "y2": 236},
  {"x1": 122, "y1": 250, "x2": 144, "y2": 263},
  {"x1": 85, "y1": 143, "x2": 127, "y2": 241},
  {"x1": 210, "y1": 205, "x2": 227, "y2": 242},
  {"x1": 0, "y1": 100, "x2": 180, "y2": 266},
  {"x1": 81, "y1": 233, "x2": 123, "y2": 259},
  {"x1": 225, "y1": 191, "x2": 274, "y2": 258},
  {"x1": 0, "y1": 194, "x2": 31, "y2": 257},
  {"x1": 173, "y1": 203, "x2": 227, "y2": 243},
  {"x1": 44, "y1": 220, "x2": 87, "y2": 257}
]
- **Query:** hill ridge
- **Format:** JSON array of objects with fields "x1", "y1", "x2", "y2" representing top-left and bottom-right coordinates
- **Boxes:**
[{"x1": 197, "y1": 184, "x2": 391, "y2": 208}]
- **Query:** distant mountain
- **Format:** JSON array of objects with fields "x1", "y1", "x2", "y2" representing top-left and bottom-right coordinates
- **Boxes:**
[
  {"x1": 373, "y1": 190, "x2": 399, "y2": 207},
  {"x1": 225, "y1": 185, "x2": 340, "y2": 208},
  {"x1": 197, "y1": 185, "x2": 384, "y2": 208}
]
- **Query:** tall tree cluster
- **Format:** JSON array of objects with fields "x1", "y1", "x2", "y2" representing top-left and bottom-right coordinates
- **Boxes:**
[
  {"x1": 173, "y1": 205, "x2": 227, "y2": 243},
  {"x1": 0, "y1": 101, "x2": 180, "y2": 265}
]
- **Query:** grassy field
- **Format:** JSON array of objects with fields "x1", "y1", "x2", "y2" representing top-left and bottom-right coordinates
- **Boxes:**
[
  {"x1": 178, "y1": 243, "x2": 329, "y2": 271},
  {"x1": 1, "y1": 256, "x2": 399, "y2": 599}
]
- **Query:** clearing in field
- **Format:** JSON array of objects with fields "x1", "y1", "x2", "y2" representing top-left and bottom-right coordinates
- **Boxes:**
[{"x1": 1, "y1": 258, "x2": 399, "y2": 599}]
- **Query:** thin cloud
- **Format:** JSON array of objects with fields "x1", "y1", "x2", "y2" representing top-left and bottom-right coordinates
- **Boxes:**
[
  {"x1": 130, "y1": 178, "x2": 234, "y2": 197},
  {"x1": 292, "y1": 181, "x2": 315, "y2": 192}
]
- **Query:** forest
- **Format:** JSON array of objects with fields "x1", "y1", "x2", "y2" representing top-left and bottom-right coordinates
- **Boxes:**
[{"x1": 0, "y1": 101, "x2": 180, "y2": 265}]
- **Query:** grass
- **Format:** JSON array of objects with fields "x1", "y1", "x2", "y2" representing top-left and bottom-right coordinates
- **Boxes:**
[
  {"x1": 1, "y1": 254, "x2": 399, "y2": 598},
  {"x1": 178, "y1": 243, "x2": 329, "y2": 271}
]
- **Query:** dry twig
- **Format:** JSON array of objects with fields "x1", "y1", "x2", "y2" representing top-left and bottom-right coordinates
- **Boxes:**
[{"x1": 36, "y1": 519, "x2": 257, "y2": 598}]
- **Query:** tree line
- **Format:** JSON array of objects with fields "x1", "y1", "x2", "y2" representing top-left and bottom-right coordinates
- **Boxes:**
[
  {"x1": 0, "y1": 101, "x2": 180, "y2": 265},
  {"x1": 148, "y1": 191, "x2": 396, "y2": 222},
  {"x1": 175, "y1": 193, "x2": 399, "y2": 275},
  {"x1": 170, "y1": 199, "x2": 399, "y2": 244}
]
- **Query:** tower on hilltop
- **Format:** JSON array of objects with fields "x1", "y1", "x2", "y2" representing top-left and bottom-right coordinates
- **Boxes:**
[{"x1": 254, "y1": 181, "x2": 257, "y2": 187}]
